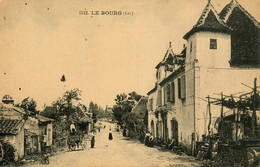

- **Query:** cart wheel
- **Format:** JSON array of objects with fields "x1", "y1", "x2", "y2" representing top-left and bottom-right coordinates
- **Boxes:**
[
  {"x1": 247, "y1": 150, "x2": 257, "y2": 166},
  {"x1": 0, "y1": 142, "x2": 3, "y2": 163},
  {"x1": 71, "y1": 142, "x2": 76, "y2": 151}
]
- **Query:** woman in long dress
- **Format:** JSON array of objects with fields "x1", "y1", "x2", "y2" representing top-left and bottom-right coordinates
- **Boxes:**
[
  {"x1": 108, "y1": 129, "x2": 113, "y2": 140},
  {"x1": 91, "y1": 136, "x2": 95, "y2": 148}
]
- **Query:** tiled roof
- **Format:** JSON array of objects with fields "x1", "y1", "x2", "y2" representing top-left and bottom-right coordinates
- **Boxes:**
[
  {"x1": 0, "y1": 119, "x2": 25, "y2": 135},
  {"x1": 35, "y1": 114, "x2": 54, "y2": 123},
  {"x1": 183, "y1": 1, "x2": 231, "y2": 39},
  {"x1": 219, "y1": 0, "x2": 260, "y2": 28}
]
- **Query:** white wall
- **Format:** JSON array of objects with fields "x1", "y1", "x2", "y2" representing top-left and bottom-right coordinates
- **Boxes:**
[{"x1": 196, "y1": 32, "x2": 231, "y2": 68}]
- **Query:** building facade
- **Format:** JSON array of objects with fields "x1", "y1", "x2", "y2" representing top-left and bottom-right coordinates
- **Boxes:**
[
  {"x1": 0, "y1": 95, "x2": 54, "y2": 160},
  {"x1": 147, "y1": 0, "x2": 260, "y2": 155}
]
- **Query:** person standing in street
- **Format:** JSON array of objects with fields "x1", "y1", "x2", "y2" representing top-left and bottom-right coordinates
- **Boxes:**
[
  {"x1": 108, "y1": 129, "x2": 113, "y2": 140},
  {"x1": 91, "y1": 136, "x2": 95, "y2": 148}
]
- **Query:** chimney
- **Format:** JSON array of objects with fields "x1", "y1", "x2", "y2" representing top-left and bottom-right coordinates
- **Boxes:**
[
  {"x1": 169, "y1": 42, "x2": 172, "y2": 48},
  {"x1": 2, "y1": 95, "x2": 14, "y2": 105}
]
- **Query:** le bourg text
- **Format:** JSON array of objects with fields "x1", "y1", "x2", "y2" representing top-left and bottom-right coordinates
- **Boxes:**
[{"x1": 79, "y1": 10, "x2": 133, "y2": 16}]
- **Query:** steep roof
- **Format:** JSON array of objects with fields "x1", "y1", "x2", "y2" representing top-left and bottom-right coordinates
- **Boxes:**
[
  {"x1": 183, "y1": 1, "x2": 231, "y2": 40},
  {"x1": 131, "y1": 97, "x2": 148, "y2": 119},
  {"x1": 0, "y1": 119, "x2": 25, "y2": 135},
  {"x1": 219, "y1": 0, "x2": 260, "y2": 28},
  {"x1": 156, "y1": 42, "x2": 175, "y2": 69}
]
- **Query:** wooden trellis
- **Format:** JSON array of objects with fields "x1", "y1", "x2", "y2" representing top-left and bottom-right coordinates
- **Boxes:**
[{"x1": 205, "y1": 78, "x2": 259, "y2": 139}]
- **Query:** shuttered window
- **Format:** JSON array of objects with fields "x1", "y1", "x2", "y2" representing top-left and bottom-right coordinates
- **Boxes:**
[
  {"x1": 170, "y1": 82, "x2": 175, "y2": 103},
  {"x1": 178, "y1": 78, "x2": 181, "y2": 98},
  {"x1": 180, "y1": 75, "x2": 186, "y2": 99},
  {"x1": 167, "y1": 84, "x2": 171, "y2": 102}
]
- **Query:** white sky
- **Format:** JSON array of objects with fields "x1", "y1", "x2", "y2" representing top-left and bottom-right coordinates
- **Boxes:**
[{"x1": 0, "y1": 0, "x2": 259, "y2": 109}]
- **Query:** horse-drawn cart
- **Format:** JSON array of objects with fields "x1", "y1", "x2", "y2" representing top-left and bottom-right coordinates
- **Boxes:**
[{"x1": 67, "y1": 133, "x2": 85, "y2": 151}]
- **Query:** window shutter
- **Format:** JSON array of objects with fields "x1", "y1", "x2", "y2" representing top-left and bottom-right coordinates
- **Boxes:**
[
  {"x1": 157, "y1": 90, "x2": 162, "y2": 106},
  {"x1": 164, "y1": 87, "x2": 167, "y2": 105},
  {"x1": 167, "y1": 84, "x2": 171, "y2": 102},
  {"x1": 171, "y1": 82, "x2": 175, "y2": 103},
  {"x1": 181, "y1": 76, "x2": 186, "y2": 99},
  {"x1": 178, "y1": 78, "x2": 181, "y2": 98},
  {"x1": 170, "y1": 82, "x2": 173, "y2": 102}
]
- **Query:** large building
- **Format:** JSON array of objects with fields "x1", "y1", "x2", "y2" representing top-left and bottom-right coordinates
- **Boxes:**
[{"x1": 147, "y1": 0, "x2": 260, "y2": 155}]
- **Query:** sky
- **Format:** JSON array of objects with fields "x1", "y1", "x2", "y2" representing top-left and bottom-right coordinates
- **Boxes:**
[{"x1": 0, "y1": 0, "x2": 259, "y2": 109}]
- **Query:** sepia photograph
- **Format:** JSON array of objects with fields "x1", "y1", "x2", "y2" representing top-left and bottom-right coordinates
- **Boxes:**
[{"x1": 0, "y1": 0, "x2": 259, "y2": 166}]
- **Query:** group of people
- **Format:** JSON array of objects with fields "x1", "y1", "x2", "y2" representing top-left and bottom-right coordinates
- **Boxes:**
[
  {"x1": 68, "y1": 123, "x2": 114, "y2": 150},
  {"x1": 91, "y1": 125, "x2": 113, "y2": 149},
  {"x1": 144, "y1": 132, "x2": 155, "y2": 147}
]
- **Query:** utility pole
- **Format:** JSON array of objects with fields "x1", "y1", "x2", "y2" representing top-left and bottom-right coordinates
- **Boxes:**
[
  {"x1": 251, "y1": 78, "x2": 257, "y2": 137},
  {"x1": 220, "y1": 92, "x2": 224, "y2": 140},
  {"x1": 207, "y1": 96, "x2": 211, "y2": 137}
]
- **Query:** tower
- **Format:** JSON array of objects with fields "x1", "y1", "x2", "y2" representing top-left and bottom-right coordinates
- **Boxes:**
[{"x1": 183, "y1": 1, "x2": 232, "y2": 69}]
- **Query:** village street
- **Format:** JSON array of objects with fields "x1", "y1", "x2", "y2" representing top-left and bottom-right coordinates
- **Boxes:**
[{"x1": 24, "y1": 122, "x2": 203, "y2": 167}]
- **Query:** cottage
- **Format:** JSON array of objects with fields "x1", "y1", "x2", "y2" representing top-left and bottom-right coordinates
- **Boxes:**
[
  {"x1": 147, "y1": 0, "x2": 260, "y2": 155},
  {"x1": 0, "y1": 95, "x2": 54, "y2": 161},
  {"x1": 0, "y1": 119, "x2": 25, "y2": 161}
]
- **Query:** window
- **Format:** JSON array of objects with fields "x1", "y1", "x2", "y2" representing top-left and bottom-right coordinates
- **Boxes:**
[
  {"x1": 178, "y1": 78, "x2": 181, "y2": 98},
  {"x1": 178, "y1": 76, "x2": 186, "y2": 99},
  {"x1": 210, "y1": 39, "x2": 217, "y2": 49},
  {"x1": 157, "y1": 90, "x2": 162, "y2": 106},
  {"x1": 190, "y1": 42, "x2": 192, "y2": 53},
  {"x1": 180, "y1": 76, "x2": 186, "y2": 99},
  {"x1": 170, "y1": 82, "x2": 175, "y2": 103},
  {"x1": 163, "y1": 87, "x2": 167, "y2": 105},
  {"x1": 167, "y1": 84, "x2": 171, "y2": 102}
]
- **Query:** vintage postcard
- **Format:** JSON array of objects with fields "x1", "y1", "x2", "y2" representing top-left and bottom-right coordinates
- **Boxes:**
[{"x1": 0, "y1": 0, "x2": 259, "y2": 166}]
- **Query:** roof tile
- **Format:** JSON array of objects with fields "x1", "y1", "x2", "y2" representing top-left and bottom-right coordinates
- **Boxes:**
[{"x1": 0, "y1": 119, "x2": 25, "y2": 134}]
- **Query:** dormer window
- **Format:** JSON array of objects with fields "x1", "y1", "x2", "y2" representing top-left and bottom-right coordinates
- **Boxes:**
[{"x1": 210, "y1": 39, "x2": 217, "y2": 49}]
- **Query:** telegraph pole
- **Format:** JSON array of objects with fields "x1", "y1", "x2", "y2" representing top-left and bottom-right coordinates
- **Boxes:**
[
  {"x1": 207, "y1": 96, "x2": 211, "y2": 137},
  {"x1": 251, "y1": 78, "x2": 257, "y2": 137},
  {"x1": 220, "y1": 92, "x2": 224, "y2": 140}
]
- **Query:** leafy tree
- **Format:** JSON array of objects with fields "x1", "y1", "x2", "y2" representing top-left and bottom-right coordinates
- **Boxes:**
[
  {"x1": 88, "y1": 101, "x2": 99, "y2": 124},
  {"x1": 122, "y1": 112, "x2": 145, "y2": 138},
  {"x1": 128, "y1": 91, "x2": 142, "y2": 102},
  {"x1": 112, "y1": 92, "x2": 142, "y2": 125},
  {"x1": 19, "y1": 97, "x2": 38, "y2": 114},
  {"x1": 52, "y1": 88, "x2": 82, "y2": 118}
]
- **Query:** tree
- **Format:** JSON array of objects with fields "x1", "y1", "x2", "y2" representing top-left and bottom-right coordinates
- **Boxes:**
[
  {"x1": 20, "y1": 97, "x2": 38, "y2": 114},
  {"x1": 122, "y1": 112, "x2": 145, "y2": 138},
  {"x1": 128, "y1": 91, "x2": 142, "y2": 102},
  {"x1": 52, "y1": 88, "x2": 82, "y2": 118},
  {"x1": 89, "y1": 101, "x2": 98, "y2": 124},
  {"x1": 112, "y1": 92, "x2": 142, "y2": 125}
]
